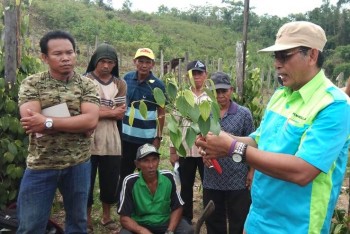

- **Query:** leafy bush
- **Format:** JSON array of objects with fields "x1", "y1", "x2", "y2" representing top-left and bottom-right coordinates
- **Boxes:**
[{"x1": 0, "y1": 78, "x2": 28, "y2": 209}]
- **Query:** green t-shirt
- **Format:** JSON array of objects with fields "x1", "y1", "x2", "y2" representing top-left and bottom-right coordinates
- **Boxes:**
[{"x1": 118, "y1": 170, "x2": 183, "y2": 226}]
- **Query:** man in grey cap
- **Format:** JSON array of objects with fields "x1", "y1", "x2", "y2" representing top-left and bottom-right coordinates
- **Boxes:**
[
  {"x1": 85, "y1": 43, "x2": 127, "y2": 232},
  {"x1": 202, "y1": 71, "x2": 255, "y2": 234},
  {"x1": 196, "y1": 21, "x2": 350, "y2": 234},
  {"x1": 118, "y1": 143, "x2": 194, "y2": 234}
]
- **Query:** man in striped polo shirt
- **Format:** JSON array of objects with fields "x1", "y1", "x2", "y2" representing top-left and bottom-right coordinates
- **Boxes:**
[
  {"x1": 196, "y1": 21, "x2": 350, "y2": 234},
  {"x1": 118, "y1": 48, "x2": 166, "y2": 199}
]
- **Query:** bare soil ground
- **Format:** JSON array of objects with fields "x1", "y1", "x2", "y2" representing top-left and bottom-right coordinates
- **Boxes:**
[
  {"x1": 51, "y1": 170, "x2": 349, "y2": 234},
  {"x1": 50, "y1": 177, "x2": 205, "y2": 234}
]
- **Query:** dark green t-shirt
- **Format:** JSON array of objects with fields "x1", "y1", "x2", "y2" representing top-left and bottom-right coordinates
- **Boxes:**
[{"x1": 118, "y1": 170, "x2": 183, "y2": 226}]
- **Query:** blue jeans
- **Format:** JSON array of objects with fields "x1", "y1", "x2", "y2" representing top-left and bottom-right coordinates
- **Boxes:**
[{"x1": 16, "y1": 160, "x2": 91, "y2": 234}]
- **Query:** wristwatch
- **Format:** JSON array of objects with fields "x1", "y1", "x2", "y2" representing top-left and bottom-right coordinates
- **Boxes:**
[
  {"x1": 232, "y1": 142, "x2": 248, "y2": 163},
  {"x1": 165, "y1": 230, "x2": 174, "y2": 234},
  {"x1": 44, "y1": 118, "x2": 53, "y2": 129}
]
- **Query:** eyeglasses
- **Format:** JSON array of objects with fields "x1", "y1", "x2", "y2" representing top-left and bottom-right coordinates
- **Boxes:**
[{"x1": 272, "y1": 49, "x2": 308, "y2": 63}]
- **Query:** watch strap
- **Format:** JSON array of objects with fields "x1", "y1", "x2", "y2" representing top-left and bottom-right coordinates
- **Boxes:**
[
  {"x1": 228, "y1": 139, "x2": 237, "y2": 157},
  {"x1": 233, "y1": 142, "x2": 248, "y2": 163}
]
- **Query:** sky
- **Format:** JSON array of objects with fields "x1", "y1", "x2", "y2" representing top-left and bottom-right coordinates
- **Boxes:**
[{"x1": 113, "y1": 0, "x2": 340, "y2": 17}]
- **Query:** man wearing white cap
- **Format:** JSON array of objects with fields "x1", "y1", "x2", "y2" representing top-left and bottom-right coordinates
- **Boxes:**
[
  {"x1": 195, "y1": 21, "x2": 350, "y2": 234},
  {"x1": 118, "y1": 144, "x2": 194, "y2": 234},
  {"x1": 118, "y1": 48, "x2": 166, "y2": 200}
]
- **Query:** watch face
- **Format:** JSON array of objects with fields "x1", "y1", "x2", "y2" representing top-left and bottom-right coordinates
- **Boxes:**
[
  {"x1": 232, "y1": 153, "x2": 242, "y2": 163},
  {"x1": 45, "y1": 119, "x2": 53, "y2": 129}
]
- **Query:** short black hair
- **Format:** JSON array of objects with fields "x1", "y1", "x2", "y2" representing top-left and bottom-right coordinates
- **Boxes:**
[
  {"x1": 299, "y1": 46, "x2": 324, "y2": 68},
  {"x1": 39, "y1": 30, "x2": 76, "y2": 55}
]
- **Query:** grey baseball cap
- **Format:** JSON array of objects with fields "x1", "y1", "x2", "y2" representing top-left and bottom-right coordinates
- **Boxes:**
[
  {"x1": 210, "y1": 72, "x2": 232, "y2": 89},
  {"x1": 136, "y1": 143, "x2": 160, "y2": 160}
]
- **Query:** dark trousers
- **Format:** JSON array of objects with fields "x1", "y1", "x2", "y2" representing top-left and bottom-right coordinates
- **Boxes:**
[
  {"x1": 203, "y1": 188, "x2": 251, "y2": 234},
  {"x1": 88, "y1": 155, "x2": 121, "y2": 207},
  {"x1": 178, "y1": 156, "x2": 204, "y2": 223},
  {"x1": 117, "y1": 141, "x2": 143, "y2": 200}
]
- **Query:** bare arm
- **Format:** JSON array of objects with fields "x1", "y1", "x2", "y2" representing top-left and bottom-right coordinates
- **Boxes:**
[
  {"x1": 167, "y1": 207, "x2": 183, "y2": 232},
  {"x1": 119, "y1": 215, "x2": 152, "y2": 234},
  {"x1": 20, "y1": 101, "x2": 99, "y2": 134},
  {"x1": 169, "y1": 146, "x2": 179, "y2": 166},
  {"x1": 196, "y1": 131, "x2": 320, "y2": 186},
  {"x1": 99, "y1": 79, "x2": 127, "y2": 120},
  {"x1": 98, "y1": 104, "x2": 126, "y2": 120}
]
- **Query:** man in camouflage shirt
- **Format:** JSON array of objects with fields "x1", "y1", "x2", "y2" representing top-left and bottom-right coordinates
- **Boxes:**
[{"x1": 17, "y1": 30, "x2": 100, "y2": 233}]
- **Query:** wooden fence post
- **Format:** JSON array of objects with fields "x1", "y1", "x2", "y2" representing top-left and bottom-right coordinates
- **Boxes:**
[
  {"x1": 160, "y1": 50, "x2": 164, "y2": 78},
  {"x1": 218, "y1": 58, "x2": 223, "y2": 72},
  {"x1": 336, "y1": 72, "x2": 344, "y2": 87},
  {"x1": 4, "y1": 0, "x2": 18, "y2": 86},
  {"x1": 236, "y1": 41, "x2": 244, "y2": 99}
]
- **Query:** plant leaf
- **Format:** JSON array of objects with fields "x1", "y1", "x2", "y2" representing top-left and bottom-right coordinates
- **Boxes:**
[
  {"x1": 128, "y1": 104, "x2": 135, "y2": 126},
  {"x1": 166, "y1": 81, "x2": 178, "y2": 101},
  {"x1": 210, "y1": 117, "x2": 221, "y2": 135},
  {"x1": 153, "y1": 87, "x2": 166, "y2": 108},
  {"x1": 185, "y1": 127, "x2": 197, "y2": 149},
  {"x1": 199, "y1": 100, "x2": 211, "y2": 121},
  {"x1": 176, "y1": 143, "x2": 187, "y2": 157},
  {"x1": 211, "y1": 101, "x2": 221, "y2": 121},
  {"x1": 139, "y1": 100, "x2": 148, "y2": 119},
  {"x1": 3, "y1": 152, "x2": 14, "y2": 163},
  {"x1": 184, "y1": 89, "x2": 195, "y2": 107},
  {"x1": 198, "y1": 115, "x2": 210, "y2": 136},
  {"x1": 176, "y1": 96, "x2": 188, "y2": 117},
  {"x1": 187, "y1": 104, "x2": 200, "y2": 123},
  {"x1": 166, "y1": 114, "x2": 178, "y2": 133},
  {"x1": 169, "y1": 128, "x2": 182, "y2": 149}
]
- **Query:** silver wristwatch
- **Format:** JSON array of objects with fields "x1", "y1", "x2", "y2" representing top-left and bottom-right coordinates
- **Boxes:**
[
  {"x1": 44, "y1": 118, "x2": 53, "y2": 129},
  {"x1": 232, "y1": 142, "x2": 247, "y2": 163}
]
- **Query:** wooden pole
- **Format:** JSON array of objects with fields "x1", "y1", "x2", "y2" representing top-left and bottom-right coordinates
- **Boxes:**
[
  {"x1": 218, "y1": 58, "x2": 223, "y2": 72},
  {"x1": 160, "y1": 50, "x2": 164, "y2": 78},
  {"x1": 241, "y1": 0, "x2": 250, "y2": 82},
  {"x1": 4, "y1": 0, "x2": 19, "y2": 86},
  {"x1": 236, "y1": 41, "x2": 244, "y2": 99}
]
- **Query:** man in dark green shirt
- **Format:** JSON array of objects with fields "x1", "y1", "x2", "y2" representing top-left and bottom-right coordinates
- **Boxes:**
[{"x1": 117, "y1": 143, "x2": 193, "y2": 234}]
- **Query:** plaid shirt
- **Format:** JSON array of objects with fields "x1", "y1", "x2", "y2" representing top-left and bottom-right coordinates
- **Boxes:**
[{"x1": 203, "y1": 101, "x2": 255, "y2": 190}]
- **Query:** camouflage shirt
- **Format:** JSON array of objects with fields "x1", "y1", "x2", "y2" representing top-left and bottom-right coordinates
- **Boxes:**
[{"x1": 18, "y1": 71, "x2": 100, "y2": 170}]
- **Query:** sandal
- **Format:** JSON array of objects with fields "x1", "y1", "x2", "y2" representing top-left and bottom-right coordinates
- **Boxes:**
[{"x1": 101, "y1": 220, "x2": 118, "y2": 231}]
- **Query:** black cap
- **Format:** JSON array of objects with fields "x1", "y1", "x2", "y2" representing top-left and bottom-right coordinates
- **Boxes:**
[
  {"x1": 186, "y1": 60, "x2": 206, "y2": 72},
  {"x1": 210, "y1": 72, "x2": 232, "y2": 89},
  {"x1": 136, "y1": 143, "x2": 161, "y2": 160}
]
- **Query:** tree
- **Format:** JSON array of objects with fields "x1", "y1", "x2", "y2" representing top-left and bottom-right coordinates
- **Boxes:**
[{"x1": 122, "y1": 0, "x2": 132, "y2": 13}]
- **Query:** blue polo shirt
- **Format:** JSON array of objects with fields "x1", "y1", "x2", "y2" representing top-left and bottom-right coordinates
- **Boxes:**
[
  {"x1": 122, "y1": 71, "x2": 165, "y2": 144},
  {"x1": 246, "y1": 70, "x2": 350, "y2": 234}
]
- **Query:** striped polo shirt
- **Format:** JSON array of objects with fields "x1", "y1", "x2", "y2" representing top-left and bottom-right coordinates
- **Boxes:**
[
  {"x1": 246, "y1": 70, "x2": 350, "y2": 234},
  {"x1": 122, "y1": 71, "x2": 165, "y2": 144}
]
